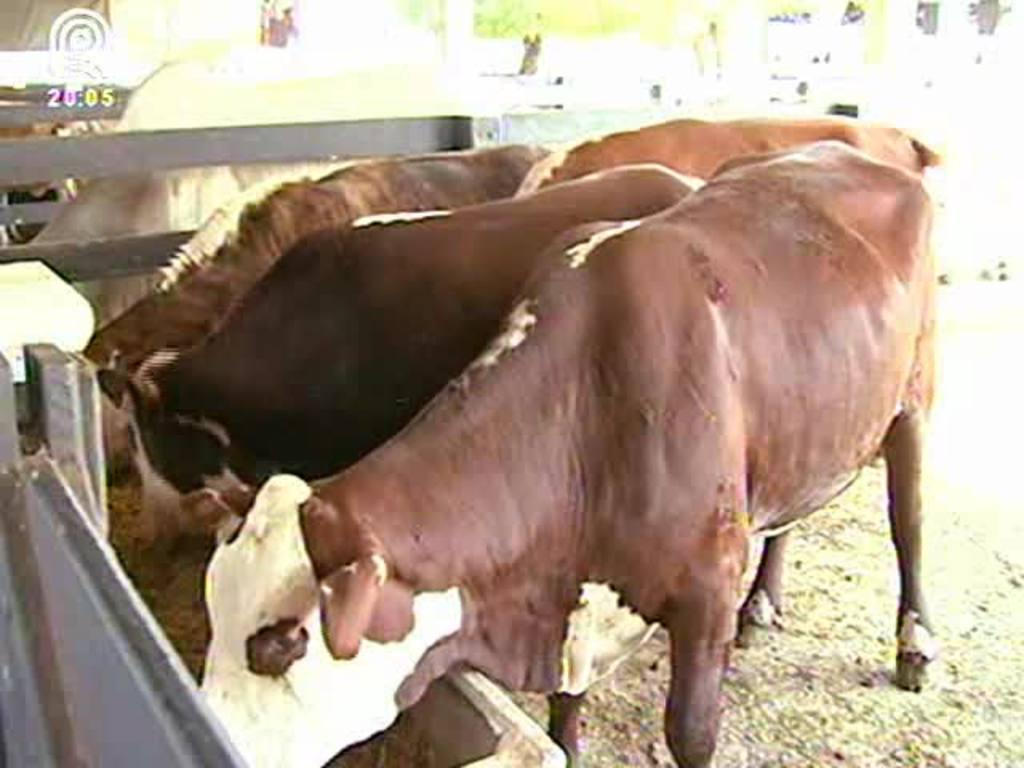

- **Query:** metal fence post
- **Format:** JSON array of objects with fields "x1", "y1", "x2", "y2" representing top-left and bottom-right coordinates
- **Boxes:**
[
  {"x1": 1, "y1": 354, "x2": 60, "y2": 767},
  {"x1": 23, "y1": 345, "x2": 107, "y2": 536},
  {"x1": 0, "y1": 355, "x2": 16, "y2": 468}
]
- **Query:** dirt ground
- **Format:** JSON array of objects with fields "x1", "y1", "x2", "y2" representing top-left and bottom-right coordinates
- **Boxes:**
[
  {"x1": 107, "y1": 281, "x2": 1023, "y2": 767},
  {"x1": 514, "y1": 281, "x2": 1024, "y2": 767}
]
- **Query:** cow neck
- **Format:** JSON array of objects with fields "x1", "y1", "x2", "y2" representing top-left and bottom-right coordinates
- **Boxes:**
[{"x1": 310, "y1": 360, "x2": 587, "y2": 594}]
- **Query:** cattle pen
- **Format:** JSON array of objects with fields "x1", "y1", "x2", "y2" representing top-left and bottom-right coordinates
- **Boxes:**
[
  {"x1": 2, "y1": 6, "x2": 1023, "y2": 766},
  {"x1": 2, "y1": 104, "x2": 649, "y2": 766}
]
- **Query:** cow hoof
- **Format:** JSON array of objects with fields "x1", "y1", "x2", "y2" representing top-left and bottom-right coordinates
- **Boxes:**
[
  {"x1": 895, "y1": 652, "x2": 929, "y2": 692},
  {"x1": 736, "y1": 589, "x2": 783, "y2": 647},
  {"x1": 895, "y1": 612, "x2": 938, "y2": 692}
]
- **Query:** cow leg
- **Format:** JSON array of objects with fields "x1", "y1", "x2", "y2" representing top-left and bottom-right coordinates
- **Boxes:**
[
  {"x1": 882, "y1": 409, "x2": 937, "y2": 692},
  {"x1": 664, "y1": 581, "x2": 737, "y2": 768},
  {"x1": 736, "y1": 532, "x2": 789, "y2": 646},
  {"x1": 547, "y1": 692, "x2": 585, "y2": 765}
]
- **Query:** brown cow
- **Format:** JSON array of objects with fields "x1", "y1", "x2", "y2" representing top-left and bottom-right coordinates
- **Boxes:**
[
  {"x1": 517, "y1": 115, "x2": 942, "y2": 644},
  {"x1": 90, "y1": 145, "x2": 547, "y2": 469},
  {"x1": 86, "y1": 145, "x2": 548, "y2": 372},
  {"x1": 97, "y1": 165, "x2": 699, "y2": 543},
  {"x1": 203, "y1": 142, "x2": 937, "y2": 767},
  {"x1": 517, "y1": 115, "x2": 941, "y2": 194}
]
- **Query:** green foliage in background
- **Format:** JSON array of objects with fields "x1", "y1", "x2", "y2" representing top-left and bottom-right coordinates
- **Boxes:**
[
  {"x1": 391, "y1": 0, "x2": 833, "y2": 44},
  {"x1": 472, "y1": 0, "x2": 820, "y2": 41}
]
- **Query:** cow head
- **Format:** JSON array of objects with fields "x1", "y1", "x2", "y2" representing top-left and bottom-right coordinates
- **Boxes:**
[
  {"x1": 97, "y1": 357, "x2": 254, "y2": 543},
  {"x1": 200, "y1": 475, "x2": 462, "y2": 768}
]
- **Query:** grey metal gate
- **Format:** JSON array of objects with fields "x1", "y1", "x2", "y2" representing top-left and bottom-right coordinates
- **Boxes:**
[{"x1": 0, "y1": 347, "x2": 245, "y2": 767}]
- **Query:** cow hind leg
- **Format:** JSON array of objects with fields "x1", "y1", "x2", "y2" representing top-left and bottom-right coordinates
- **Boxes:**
[
  {"x1": 882, "y1": 409, "x2": 938, "y2": 692},
  {"x1": 663, "y1": 584, "x2": 736, "y2": 768},
  {"x1": 736, "y1": 532, "x2": 790, "y2": 646},
  {"x1": 547, "y1": 692, "x2": 585, "y2": 766}
]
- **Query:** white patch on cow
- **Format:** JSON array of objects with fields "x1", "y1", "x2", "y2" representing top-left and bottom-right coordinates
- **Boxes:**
[
  {"x1": 559, "y1": 583, "x2": 656, "y2": 695},
  {"x1": 674, "y1": 173, "x2": 706, "y2": 191},
  {"x1": 742, "y1": 589, "x2": 779, "y2": 628},
  {"x1": 352, "y1": 210, "x2": 451, "y2": 228},
  {"x1": 515, "y1": 146, "x2": 571, "y2": 196},
  {"x1": 897, "y1": 610, "x2": 939, "y2": 660},
  {"x1": 470, "y1": 300, "x2": 538, "y2": 370},
  {"x1": 201, "y1": 475, "x2": 463, "y2": 768},
  {"x1": 134, "y1": 348, "x2": 180, "y2": 391},
  {"x1": 565, "y1": 219, "x2": 643, "y2": 269}
]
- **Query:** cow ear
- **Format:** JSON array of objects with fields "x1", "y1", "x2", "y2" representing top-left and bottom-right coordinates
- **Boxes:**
[
  {"x1": 97, "y1": 368, "x2": 131, "y2": 407},
  {"x1": 318, "y1": 554, "x2": 413, "y2": 659},
  {"x1": 366, "y1": 578, "x2": 415, "y2": 643}
]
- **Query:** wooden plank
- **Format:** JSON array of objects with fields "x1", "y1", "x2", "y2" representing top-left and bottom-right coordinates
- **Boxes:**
[
  {"x1": 0, "y1": 116, "x2": 474, "y2": 186},
  {"x1": 0, "y1": 201, "x2": 63, "y2": 228},
  {"x1": 0, "y1": 231, "x2": 193, "y2": 282}
]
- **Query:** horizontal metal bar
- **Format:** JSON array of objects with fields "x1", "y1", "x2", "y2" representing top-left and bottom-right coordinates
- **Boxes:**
[
  {"x1": 0, "y1": 104, "x2": 124, "y2": 128},
  {"x1": 0, "y1": 230, "x2": 193, "y2": 281},
  {"x1": 0, "y1": 116, "x2": 474, "y2": 186},
  {"x1": 0, "y1": 201, "x2": 63, "y2": 227}
]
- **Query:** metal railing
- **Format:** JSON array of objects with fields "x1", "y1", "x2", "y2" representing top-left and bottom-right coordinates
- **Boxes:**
[
  {"x1": 0, "y1": 347, "x2": 244, "y2": 767},
  {"x1": 0, "y1": 106, "x2": 678, "y2": 281}
]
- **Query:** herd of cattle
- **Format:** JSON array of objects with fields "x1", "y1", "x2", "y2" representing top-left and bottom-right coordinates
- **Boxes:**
[{"x1": 70, "y1": 115, "x2": 941, "y2": 767}]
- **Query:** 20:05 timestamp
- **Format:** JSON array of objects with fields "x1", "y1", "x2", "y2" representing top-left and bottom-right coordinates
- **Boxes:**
[{"x1": 46, "y1": 87, "x2": 117, "y2": 109}]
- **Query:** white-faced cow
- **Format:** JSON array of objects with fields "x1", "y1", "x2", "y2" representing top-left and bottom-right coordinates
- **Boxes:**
[
  {"x1": 97, "y1": 165, "x2": 700, "y2": 542},
  {"x1": 517, "y1": 114, "x2": 941, "y2": 194},
  {"x1": 204, "y1": 142, "x2": 937, "y2": 767}
]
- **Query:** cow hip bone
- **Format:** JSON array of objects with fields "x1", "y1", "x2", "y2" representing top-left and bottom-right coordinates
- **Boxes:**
[{"x1": 201, "y1": 475, "x2": 463, "y2": 768}]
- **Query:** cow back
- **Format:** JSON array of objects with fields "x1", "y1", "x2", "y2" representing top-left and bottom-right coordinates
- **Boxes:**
[
  {"x1": 523, "y1": 116, "x2": 941, "y2": 194},
  {"x1": 153, "y1": 164, "x2": 696, "y2": 484}
]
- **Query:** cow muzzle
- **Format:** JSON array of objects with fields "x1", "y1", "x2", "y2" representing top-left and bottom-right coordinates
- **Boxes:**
[{"x1": 181, "y1": 483, "x2": 257, "y2": 543}]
